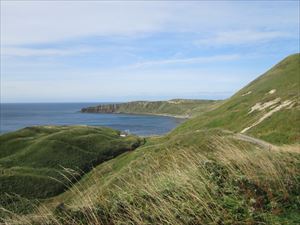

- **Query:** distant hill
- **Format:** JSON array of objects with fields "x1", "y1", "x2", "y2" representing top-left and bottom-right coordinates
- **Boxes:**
[
  {"x1": 175, "y1": 53, "x2": 300, "y2": 144},
  {"x1": 81, "y1": 99, "x2": 222, "y2": 118}
]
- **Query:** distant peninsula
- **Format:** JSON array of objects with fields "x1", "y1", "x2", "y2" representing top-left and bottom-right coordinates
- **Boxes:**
[{"x1": 81, "y1": 99, "x2": 222, "y2": 118}]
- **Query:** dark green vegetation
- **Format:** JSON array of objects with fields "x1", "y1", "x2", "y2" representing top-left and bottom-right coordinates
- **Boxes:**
[
  {"x1": 0, "y1": 126, "x2": 142, "y2": 216},
  {"x1": 81, "y1": 99, "x2": 221, "y2": 118},
  {"x1": 1, "y1": 54, "x2": 299, "y2": 224},
  {"x1": 175, "y1": 53, "x2": 300, "y2": 144}
]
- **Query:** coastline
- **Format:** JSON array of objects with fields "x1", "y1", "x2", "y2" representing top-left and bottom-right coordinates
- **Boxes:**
[
  {"x1": 81, "y1": 111, "x2": 191, "y2": 119},
  {"x1": 1, "y1": 103, "x2": 182, "y2": 136}
]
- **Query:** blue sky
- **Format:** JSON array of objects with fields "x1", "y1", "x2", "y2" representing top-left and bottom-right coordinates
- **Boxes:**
[{"x1": 1, "y1": 1, "x2": 299, "y2": 103}]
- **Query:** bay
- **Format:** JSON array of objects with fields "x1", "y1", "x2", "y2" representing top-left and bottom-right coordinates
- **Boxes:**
[{"x1": 0, "y1": 103, "x2": 183, "y2": 136}]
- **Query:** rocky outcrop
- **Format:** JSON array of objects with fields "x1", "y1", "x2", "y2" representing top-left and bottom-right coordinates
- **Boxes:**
[{"x1": 81, "y1": 104, "x2": 121, "y2": 113}]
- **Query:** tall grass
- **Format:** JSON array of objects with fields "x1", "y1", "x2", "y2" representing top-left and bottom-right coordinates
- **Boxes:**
[{"x1": 2, "y1": 137, "x2": 299, "y2": 225}]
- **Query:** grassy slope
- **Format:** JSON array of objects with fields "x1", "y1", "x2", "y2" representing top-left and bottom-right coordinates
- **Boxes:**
[
  {"x1": 0, "y1": 126, "x2": 142, "y2": 214},
  {"x1": 25, "y1": 129, "x2": 300, "y2": 225},
  {"x1": 2, "y1": 54, "x2": 300, "y2": 224},
  {"x1": 174, "y1": 53, "x2": 300, "y2": 144},
  {"x1": 82, "y1": 99, "x2": 221, "y2": 118}
]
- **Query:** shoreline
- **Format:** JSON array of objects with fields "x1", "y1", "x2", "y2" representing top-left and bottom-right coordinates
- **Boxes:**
[{"x1": 81, "y1": 111, "x2": 191, "y2": 119}]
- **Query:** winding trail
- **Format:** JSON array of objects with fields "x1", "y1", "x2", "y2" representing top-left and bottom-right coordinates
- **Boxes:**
[
  {"x1": 233, "y1": 133, "x2": 276, "y2": 150},
  {"x1": 221, "y1": 129, "x2": 276, "y2": 150}
]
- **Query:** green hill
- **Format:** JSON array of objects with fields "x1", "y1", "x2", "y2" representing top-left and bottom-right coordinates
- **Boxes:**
[
  {"x1": 81, "y1": 99, "x2": 221, "y2": 118},
  {"x1": 18, "y1": 129, "x2": 299, "y2": 225},
  {"x1": 175, "y1": 53, "x2": 300, "y2": 144},
  {"x1": 0, "y1": 126, "x2": 142, "y2": 215}
]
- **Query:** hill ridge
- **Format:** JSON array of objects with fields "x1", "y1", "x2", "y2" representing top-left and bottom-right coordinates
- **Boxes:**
[{"x1": 174, "y1": 53, "x2": 300, "y2": 144}]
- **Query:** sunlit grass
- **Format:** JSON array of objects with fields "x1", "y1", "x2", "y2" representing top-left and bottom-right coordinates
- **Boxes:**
[{"x1": 2, "y1": 136, "x2": 299, "y2": 225}]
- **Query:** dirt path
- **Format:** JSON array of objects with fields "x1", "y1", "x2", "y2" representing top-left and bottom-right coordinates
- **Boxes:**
[
  {"x1": 233, "y1": 133, "x2": 276, "y2": 150},
  {"x1": 221, "y1": 129, "x2": 276, "y2": 149}
]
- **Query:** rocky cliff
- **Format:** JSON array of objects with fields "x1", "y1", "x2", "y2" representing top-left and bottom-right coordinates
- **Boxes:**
[{"x1": 81, "y1": 99, "x2": 221, "y2": 118}]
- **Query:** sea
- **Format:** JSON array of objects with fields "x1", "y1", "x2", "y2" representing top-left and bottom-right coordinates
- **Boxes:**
[{"x1": 0, "y1": 103, "x2": 184, "y2": 136}]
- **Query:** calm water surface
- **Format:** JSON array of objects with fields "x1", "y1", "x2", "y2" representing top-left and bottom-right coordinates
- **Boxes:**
[{"x1": 0, "y1": 103, "x2": 183, "y2": 136}]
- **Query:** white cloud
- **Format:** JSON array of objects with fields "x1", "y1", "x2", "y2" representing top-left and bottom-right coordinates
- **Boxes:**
[
  {"x1": 1, "y1": 1, "x2": 170, "y2": 45},
  {"x1": 128, "y1": 54, "x2": 240, "y2": 68},
  {"x1": 196, "y1": 30, "x2": 292, "y2": 46},
  {"x1": 1, "y1": 1, "x2": 298, "y2": 45},
  {"x1": 1, "y1": 46, "x2": 94, "y2": 57}
]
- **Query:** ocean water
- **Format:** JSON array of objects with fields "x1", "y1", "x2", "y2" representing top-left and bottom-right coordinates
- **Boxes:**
[{"x1": 0, "y1": 103, "x2": 183, "y2": 136}]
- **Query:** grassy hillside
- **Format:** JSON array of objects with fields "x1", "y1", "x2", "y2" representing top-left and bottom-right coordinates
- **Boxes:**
[
  {"x1": 175, "y1": 53, "x2": 300, "y2": 144},
  {"x1": 8, "y1": 129, "x2": 299, "y2": 225},
  {"x1": 0, "y1": 126, "x2": 142, "y2": 215},
  {"x1": 81, "y1": 99, "x2": 221, "y2": 118},
  {"x1": 1, "y1": 54, "x2": 299, "y2": 224}
]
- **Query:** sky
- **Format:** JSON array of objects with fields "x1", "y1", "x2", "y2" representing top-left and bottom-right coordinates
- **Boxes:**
[{"x1": 1, "y1": 1, "x2": 299, "y2": 103}]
